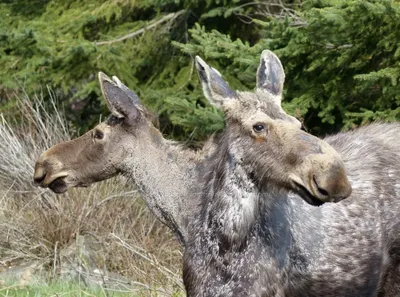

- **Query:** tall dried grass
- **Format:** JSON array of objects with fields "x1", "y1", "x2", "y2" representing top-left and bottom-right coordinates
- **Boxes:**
[{"x1": 0, "y1": 89, "x2": 183, "y2": 296}]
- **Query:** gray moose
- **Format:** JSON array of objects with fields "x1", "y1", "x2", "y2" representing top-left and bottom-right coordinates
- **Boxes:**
[{"x1": 182, "y1": 51, "x2": 400, "y2": 296}]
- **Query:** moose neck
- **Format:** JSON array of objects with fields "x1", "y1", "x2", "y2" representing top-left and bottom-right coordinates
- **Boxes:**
[
  {"x1": 121, "y1": 126, "x2": 201, "y2": 245},
  {"x1": 201, "y1": 135, "x2": 293, "y2": 251}
]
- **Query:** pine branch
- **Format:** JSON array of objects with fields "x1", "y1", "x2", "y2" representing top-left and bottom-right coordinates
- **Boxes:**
[{"x1": 95, "y1": 10, "x2": 186, "y2": 46}]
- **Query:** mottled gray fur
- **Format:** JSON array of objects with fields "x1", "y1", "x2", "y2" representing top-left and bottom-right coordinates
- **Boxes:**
[{"x1": 182, "y1": 52, "x2": 400, "y2": 296}]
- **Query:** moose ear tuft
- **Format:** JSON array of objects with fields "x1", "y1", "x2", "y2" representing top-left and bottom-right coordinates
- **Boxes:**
[
  {"x1": 256, "y1": 50, "x2": 285, "y2": 101},
  {"x1": 195, "y1": 56, "x2": 237, "y2": 109},
  {"x1": 98, "y1": 72, "x2": 141, "y2": 122}
]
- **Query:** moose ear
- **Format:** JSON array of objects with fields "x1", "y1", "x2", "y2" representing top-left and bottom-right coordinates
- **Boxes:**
[
  {"x1": 256, "y1": 50, "x2": 285, "y2": 102},
  {"x1": 98, "y1": 72, "x2": 141, "y2": 121},
  {"x1": 195, "y1": 56, "x2": 237, "y2": 108}
]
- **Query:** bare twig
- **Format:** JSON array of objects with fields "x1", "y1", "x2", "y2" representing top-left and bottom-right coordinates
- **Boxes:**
[
  {"x1": 53, "y1": 241, "x2": 59, "y2": 278},
  {"x1": 110, "y1": 232, "x2": 184, "y2": 293},
  {"x1": 96, "y1": 10, "x2": 186, "y2": 46},
  {"x1": 233, "y1": 0, "x2": 307, "y2": 27},
  {"x1": 325, "y1": 43, "x2": 353, "y2": 49}
]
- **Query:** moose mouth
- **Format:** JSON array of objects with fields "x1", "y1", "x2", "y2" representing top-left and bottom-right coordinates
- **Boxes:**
[
  {"x1": 48, "y1": 177, "x2": 69, "y2": 194},
  {"x1": 292, "y1": 181, "x2": 325, "y2": 207},
  {"x1": 48, "y1": 177, "x2": 89, "y2": 193},
  {"x1": 34, "y1": 171, "x2": 70, "y2": 194}
]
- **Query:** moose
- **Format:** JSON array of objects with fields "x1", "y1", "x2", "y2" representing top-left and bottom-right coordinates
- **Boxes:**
[
  {"x1": 33, "y1": 72, "x2": 212, "y2": 244},
  {"x1": 34, "y1": 50, "x2": 400, "y2": 296}
]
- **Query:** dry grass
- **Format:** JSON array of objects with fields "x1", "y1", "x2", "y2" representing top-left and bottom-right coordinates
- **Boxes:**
[{"x1": 0, "y1": 89, "x2": 183, "y2": 296}]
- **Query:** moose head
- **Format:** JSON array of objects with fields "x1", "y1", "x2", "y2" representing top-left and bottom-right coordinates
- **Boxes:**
[
  {"x1": 195, "y1": 50, "x2": 352, "y2": 205},
  {"x1": 33, "y1": 73, "x2": 159, "y2": 194}
]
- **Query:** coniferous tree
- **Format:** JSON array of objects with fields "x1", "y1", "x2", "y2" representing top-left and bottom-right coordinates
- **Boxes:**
[
  {"x1": 175, "y1": 0, "x2": 400, "y2": 136},
  {"x1": 0, "y1": 0, "x2": 262, "y2": 143},
  {"x1": 1, "y1": 0, "x2": 399, "y2": 141}
]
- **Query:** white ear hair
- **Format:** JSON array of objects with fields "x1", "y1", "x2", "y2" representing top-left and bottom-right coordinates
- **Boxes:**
[
  {"x1": 99, "y1": 72, "x2": 124, "y2": 118},
  {"x1": 98, "y1": 72, "x2": 141, "y2": 121},
  {"x1": 112, "y1": 75, "x2": 142, "y2": 106},
  {"x1": 112, "y1": 76, "x2": 123, "y2": 87},
  {"x1": 211, "y1": 67, "x2": 222, "y2": 77},
  {"x1": 195, "y1": 56, "x2": 237, "y2": 109},
  {"x1": 256, "y1": 50, "x2": 285, "y2": 105}
]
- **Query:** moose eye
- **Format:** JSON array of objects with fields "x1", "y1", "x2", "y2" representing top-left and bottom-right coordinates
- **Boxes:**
[
  {"x1": 253, "y1": 124, "x2": 265, "y2": 133},
  {"x1": 94, "y1": 130, "x2": 104, "y2": 140}
]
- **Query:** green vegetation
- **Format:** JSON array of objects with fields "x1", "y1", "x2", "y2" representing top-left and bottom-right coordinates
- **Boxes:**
[
  {"x1": 1, "y1": 0, "x2": 398, "y2": 140},
  {"x1": 0, "y1": 279, "x2": 130, "y2": 297},
  {"x1": 0, "y1": 278, "x2": 184, "y2": 296},
  {"x1": 176, "y1": 0, "x2": 400, "y2": 135},
  {"x1": 0, "y1": 0, "x2": 262, "y2": 143}
]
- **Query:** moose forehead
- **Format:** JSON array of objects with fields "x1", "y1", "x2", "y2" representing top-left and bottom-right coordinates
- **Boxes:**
[{"x1": 224, "y1": 91, "x2": 301, "y2": 127}]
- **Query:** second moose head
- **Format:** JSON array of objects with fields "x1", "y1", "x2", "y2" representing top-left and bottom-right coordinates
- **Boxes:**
[{"x1": 195, "y1": 50, "x2": 352, "y2": 206}]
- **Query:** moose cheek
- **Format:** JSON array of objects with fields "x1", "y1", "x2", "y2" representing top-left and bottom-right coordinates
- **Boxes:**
[{"x1": 254, "y1": 137, "x2": 266, "y2": 143}]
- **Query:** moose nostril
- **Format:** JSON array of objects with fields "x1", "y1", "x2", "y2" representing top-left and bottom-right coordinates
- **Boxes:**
[
  {"x1": 313, "y1": 175, "x2": 329, "y2": 197},
  {"x1": 317, "y1": 187, "x2": 329, "y2": 197},
  {"x1": 34, "y1": 173, "x2": 46, "y2": 185}
]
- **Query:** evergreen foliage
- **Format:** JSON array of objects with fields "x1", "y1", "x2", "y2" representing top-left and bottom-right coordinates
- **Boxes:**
[
  {"x1": 176, "y1": 0, "x2": 400, "y2": 135},
  {"x1": 0, "y1": 0, "x2": 399, "y2": 141},
  {"x1": 0, "y1": 0, "x2": 260, "y2": 142}
]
